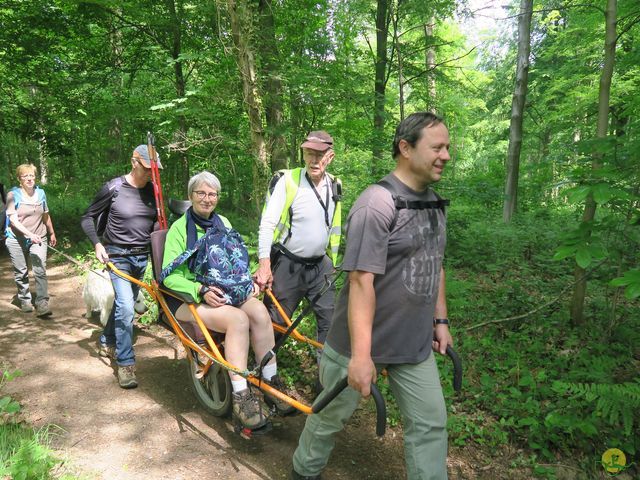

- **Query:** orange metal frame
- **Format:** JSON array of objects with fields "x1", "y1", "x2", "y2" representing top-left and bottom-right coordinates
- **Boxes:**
[{"x1": 107, "y1": 261, "x2": 316, "y2": 415}]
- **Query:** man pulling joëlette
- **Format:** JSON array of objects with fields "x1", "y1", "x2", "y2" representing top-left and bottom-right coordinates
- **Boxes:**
[
  {"x1": 292, "y1": 112, "x2": 454, "y2": 480},
  {"x1": 80, "y1": 145, "x2": 161, "y2": 389},
  {"x1": 255, "y1": 131, "x2": 342, "y2": 367}
]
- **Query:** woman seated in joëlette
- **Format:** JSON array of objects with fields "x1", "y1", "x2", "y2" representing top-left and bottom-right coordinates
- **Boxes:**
[{"x1": 161, "y1": 171, "x2": 294, "y2": 430}]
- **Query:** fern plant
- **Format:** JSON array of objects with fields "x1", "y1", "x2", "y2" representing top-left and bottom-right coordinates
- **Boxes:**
[{"x1": 553, "y1": 380, "x2": 640, "y2": 437}]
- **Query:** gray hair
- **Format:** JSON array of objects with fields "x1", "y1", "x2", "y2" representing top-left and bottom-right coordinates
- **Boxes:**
[{"x1": 188, "y1": 171, "x2": 222, "y2": 197}]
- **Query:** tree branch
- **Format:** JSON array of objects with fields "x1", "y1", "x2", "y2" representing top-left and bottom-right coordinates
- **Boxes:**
[
  {"x1": 466, "y1": 260, "x2": 608, "y2": 331},
  {"x1": 401, "y1": 46, "x2": 476, "y2": 85}
]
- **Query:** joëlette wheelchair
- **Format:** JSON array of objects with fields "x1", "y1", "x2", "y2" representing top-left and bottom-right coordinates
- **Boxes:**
[{"x1": 104, "y1": 199, "x2": 390, "y2": 437}]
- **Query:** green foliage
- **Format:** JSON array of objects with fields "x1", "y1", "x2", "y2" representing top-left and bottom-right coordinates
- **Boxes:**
[
  {"x1": 136, "y1": 265, "x2": 158, "y2": 326},
  {"x1": 437, "y1": 200, "x2": 639, "y2": 472},
  {"x1": 0, "y1": 370, "x2": 22, "y2": 421},
  {"x1": 0, "y1": 368, "x2": 70, "y2": 479},
  {"x1": 610, "y1": 269, "x2": 640, "y2": 300},
  {"x1": 457, "y1": 321, "x2": 639, "y2": 461},
  {"x1": 1, "y1": 427, "x2": 57, "y2": 480},
  {"x1": 552, "y1": 381, "x2": 640, "y2": 438},
  {"x1": 446, "y1": 411, "x2": 508, "y2": 448}
]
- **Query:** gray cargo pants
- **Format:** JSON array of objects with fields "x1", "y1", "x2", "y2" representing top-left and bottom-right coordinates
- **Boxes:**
[{"x1": 6, "y1": 236, "x2": 49, "y2": 305}]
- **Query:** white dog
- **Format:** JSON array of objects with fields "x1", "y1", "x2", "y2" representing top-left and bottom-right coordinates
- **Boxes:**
[{"x1": 83, "y1": 269, "x2": 148, "y2": 326}]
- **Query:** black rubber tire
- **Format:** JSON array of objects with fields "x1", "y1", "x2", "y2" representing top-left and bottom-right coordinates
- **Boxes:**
[{"x1": 186, "y1": 349, "x2": 232, "y2": 417}]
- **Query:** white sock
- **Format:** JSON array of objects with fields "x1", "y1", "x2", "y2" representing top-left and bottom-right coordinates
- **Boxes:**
[
  {"x1": 231, "y1": 379, "x2": 248, "y2": 393},
  {"x1": 261, "y1": 362, "x2": 277, "y2": 381}
]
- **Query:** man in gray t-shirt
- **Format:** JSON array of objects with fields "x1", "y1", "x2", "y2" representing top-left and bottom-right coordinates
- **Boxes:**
[{"x1": 293, "y1": 112, "x2": 454, "y2": 480}]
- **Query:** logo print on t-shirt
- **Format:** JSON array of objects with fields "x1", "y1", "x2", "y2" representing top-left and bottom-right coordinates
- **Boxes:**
[{"x1": 402, "y1": 210, "x2": 441, "y2": 301}]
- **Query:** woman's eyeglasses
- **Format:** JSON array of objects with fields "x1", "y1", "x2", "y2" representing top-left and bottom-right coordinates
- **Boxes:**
[
  {"x1": 20, "y1": 174, "x2": 36, "y2": 179},
  {"x1": 193, "y1": 191, "x2": 219, "y2": 200}
]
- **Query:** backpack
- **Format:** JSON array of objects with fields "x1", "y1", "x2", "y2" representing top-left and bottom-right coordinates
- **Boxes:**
[
  {"x1": 94, "y1": 176, "x2": 124, "y2": 240},
  {"x1": 159, "y1": 221, "x2": 254, "y2": 306},
  {"x1": 377, "y1": 178, "x2": 449, "y2": 231},
  {"x1": 4, "y1": 186, "x2": 47, "y2": 238}
]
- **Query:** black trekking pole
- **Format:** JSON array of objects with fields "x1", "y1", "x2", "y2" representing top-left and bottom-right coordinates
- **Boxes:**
[{"x1": 313, "y1": 378, "x2": 387, "y2": 437}]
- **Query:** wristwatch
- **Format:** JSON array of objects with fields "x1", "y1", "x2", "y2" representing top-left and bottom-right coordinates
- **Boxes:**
[
  {"x1": 434, "y1": 318, "x2": 449, "y2": 326},
  {"x1": 199, "y1": 285, "x2": 209, "y2": 298}
]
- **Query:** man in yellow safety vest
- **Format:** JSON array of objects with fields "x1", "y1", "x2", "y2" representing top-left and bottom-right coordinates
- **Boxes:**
[{"x1": 255, "y1": 131, "x2": 342, "y2": 382}]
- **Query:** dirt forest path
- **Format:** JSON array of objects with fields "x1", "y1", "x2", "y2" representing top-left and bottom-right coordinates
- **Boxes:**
[{"x1": 0, "y1": 249, "x2": 422, "y2": 480}]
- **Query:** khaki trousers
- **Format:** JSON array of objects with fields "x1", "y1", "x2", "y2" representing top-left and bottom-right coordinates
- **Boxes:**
[{"x1": 293, "y1": 345, "x2": 448, "y2": 479}]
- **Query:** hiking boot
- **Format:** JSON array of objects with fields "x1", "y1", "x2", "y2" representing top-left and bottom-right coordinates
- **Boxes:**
[
  {"x1": 117, "y1": 365, "x2": 138, "y2": 389},
  {"x1": 12, "y1": 295, "x2": 33, "y2": 313},
  {"x1": 35, "y1": 300, "x2": 52, "y2": 317},
  {"x1": 291, "y1": 469, "x2": 322, "y2": 480},
  {"x1": 98, "y1": 342, "x2": 116, "y2": 360},
  {"x1": 232, "y1": 388, "x2": 269, "y2": 430},
  {"x1": 263, "y1": 375, "x2": 297, "y2": 416}
]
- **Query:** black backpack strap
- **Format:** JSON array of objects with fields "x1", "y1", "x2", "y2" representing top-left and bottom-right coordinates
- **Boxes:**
[
  {"x1": 329, "y1": 175, "x2": 342, "y2": 203},
  {"x1": 96, "y1": 176, "x2": 124, "y2": 240},
  {"x1": 392, "y1": 197, "x2": 450, "y2": 211},
  {"x1": 377, "y1": 179, "x2": 400, "y2": 231},
  {"x1": 377, "y1": 178, "x2": 449, "y2": 232},
  {"x1": 268, "y1": 170, "x2": 285, "y2": 195}
]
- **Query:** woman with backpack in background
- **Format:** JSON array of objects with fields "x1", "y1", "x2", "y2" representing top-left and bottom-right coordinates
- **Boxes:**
[
  {"x1": 5, "y1": 163, "x2": 56, "y2": 317},
  {"x1": 161, "y1": 171, "x2": 294, "y2": 432}
]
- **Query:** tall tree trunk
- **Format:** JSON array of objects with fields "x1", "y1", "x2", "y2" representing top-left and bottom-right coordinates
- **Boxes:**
[
  {"x1": 424, "y1": 19, "x2": 436, "y2": 112},
  {"x1": 372, "y1": 0, "x2": 391, "y2": 176},
  {"x1": 107, "y1": 11, "x2": 123, "y2": 165},
  {"x1": 503, "y1": 0, "x2": 533, "y2": 223},
  {"x1": 37, "y1": 127, "x2": 48, "y2": 185},
  {"x1": 225, "y1": 0, "x2": 269, "y2": 212},
  {"x1": 570, "y1": 0, "x2": 617, "y2": 325},
  {"x1": 393, "y1": 8, "x2": 404, "y2": 120},
  {"x1": 257, "y1": 0, "x2": 288, "y2": 172},
  {"x1": 289, "y1": 84, "x2": 303, "y2": 167},
  {"x1": 166, "y1": 0, "x2": 189, "y2": 192},
  {"x1": 28, "y1": 86, "x2": 48, "y2": 185}
]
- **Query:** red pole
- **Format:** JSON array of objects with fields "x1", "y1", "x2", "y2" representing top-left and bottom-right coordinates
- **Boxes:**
[{"x1": 147, "y1": 132, "x2": 167, "y2": 230}]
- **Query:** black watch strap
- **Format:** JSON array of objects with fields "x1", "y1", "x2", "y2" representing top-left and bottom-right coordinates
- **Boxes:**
[{"x1": 434, "y1": 318, "x2": 449, "y2": 325}]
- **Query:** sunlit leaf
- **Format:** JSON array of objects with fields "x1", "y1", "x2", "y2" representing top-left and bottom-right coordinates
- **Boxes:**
[
  {"x1": 575, "y1": 247, "x2": 592, "y2": 268},
  {"x1": 553, "y1": 245, "x2": 576, "y2": 260},
  {"x1": 566, "y1": 186, "x2": 591, "y2": 204}
]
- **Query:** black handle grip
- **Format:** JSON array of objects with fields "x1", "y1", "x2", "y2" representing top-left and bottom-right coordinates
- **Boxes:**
[
  {"x1": 312, "y1": 377, "x2": 386, "y2": 437},
  {"x1": 370, "y1": 384, "x2": 386, "y2": 436},
  {"x1": 445, "y1": 346, "x2": 462, "y2": 392}
]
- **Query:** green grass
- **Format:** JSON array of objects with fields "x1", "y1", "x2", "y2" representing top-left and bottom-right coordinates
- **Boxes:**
[
  {"x1": 0, "y1": 424, "x2": 58, "y2": 479},
  {"x1": 1, "y1": 369, "x2": 81, "y2": 480}
]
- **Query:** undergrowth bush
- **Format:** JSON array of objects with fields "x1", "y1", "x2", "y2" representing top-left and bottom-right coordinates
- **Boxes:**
[
  {"x1": 438, "y1": 208, "x2": 639, "y2": 477},
  {"x1": 1, "y1": 368, "x2": 77, "y2": 480}
]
